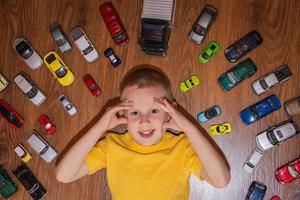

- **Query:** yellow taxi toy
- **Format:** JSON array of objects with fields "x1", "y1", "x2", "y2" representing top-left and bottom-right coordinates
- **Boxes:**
[
  {"x1": 179, "y1": 75, "x2": 200, "y2": 92},
  {"x1": 209, "y1": 122, "x2": 232, "y2": 136},
  {"x1": 14, "y1": 144, "x2": 32, "y2": 163}
]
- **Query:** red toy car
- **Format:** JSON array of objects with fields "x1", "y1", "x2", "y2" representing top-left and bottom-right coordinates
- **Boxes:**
[
  {"x1": 270, "y1": 196, "x2": 281, "y2": 200},
  {"x1": 99, "y1": 1, "x2": 128, "y2": 46},
  {"x1": 83, "y1": 74, "x2": 101, "y2": 97},
  {"x1": 275, "y1": 157, "x2": 300, "y2": 184},
  {"x1": 38, "y1": 114, "x2": 56, "y2": 135},
  {"x1": 0, "y1": 99, "x2": 24, "y2": 128}
]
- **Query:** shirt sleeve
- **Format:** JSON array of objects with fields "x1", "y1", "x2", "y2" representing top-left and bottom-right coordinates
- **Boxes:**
[
  {"x1": 84, "y1": 137, "x2": 107, "y2": 175},
  {"x1": 186, "y1": 139, "x2": 203, "y2": 180}
]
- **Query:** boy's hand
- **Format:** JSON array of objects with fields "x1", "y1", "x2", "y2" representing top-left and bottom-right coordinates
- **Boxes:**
[
  {"x1": 99, "y1": 100, "x2": 132, "y2": 131},
  {"x1": 154, "y1": 98, "x2": 192, "y2": 133}
]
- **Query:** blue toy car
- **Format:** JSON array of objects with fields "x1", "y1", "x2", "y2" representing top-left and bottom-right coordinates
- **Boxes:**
[
  {"x1": 245, "y1": 181, "x2": 267, "y2": 200},
  {"x1": 104, "y1": 47, "x2": 121, "y2": 67},
  {"x1": 197, "y1": 105, "x2": 221, "y2": 123},
  {"x1": 240, "y1": 94, "x2": 281, "y2": 125}
]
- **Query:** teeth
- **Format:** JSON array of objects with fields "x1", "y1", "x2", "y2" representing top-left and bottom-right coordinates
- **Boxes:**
[{"x1": 140, "y1": 129, "x2": 153, "y2": 134}]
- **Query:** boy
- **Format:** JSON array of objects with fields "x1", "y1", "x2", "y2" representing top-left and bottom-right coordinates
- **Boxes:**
[{"x1": 55, "y1": 65, "x2": 230, "y2": 199}]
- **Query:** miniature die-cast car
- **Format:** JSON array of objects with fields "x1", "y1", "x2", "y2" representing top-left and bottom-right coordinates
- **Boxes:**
[
  {"x1": 104, "y1": 47, "x2": 121, "y2": 67},
  {"x1": 256, "y1": 119, "x2": 299, "y2": 151},
  {"x1": 83, "y1": 74, "x2": 101, "y2": 97},
  {"x1": 38, "y1": 114, "x2": 56, "y2": 135},
  {"x1": 218, "y1": 58, "x2": 257, "y2": 91},
  {"x1": 179, "y1": 75, "x2": 200, "y2": 92},
  {"x1": 70, "y1": 26, "x2": 99, "y2": 63},
  {"x1": 13, "y1": 37, "x2": 43, "y2": 70},
  {"x1": 275, "y1": 157, "x2": 300, "y2": 184},
  {"x1": 198, "y1": 41, "x2": 220, "y2": 64},
  {"x1": 0, "y1": 72, "x2": 9, "y2": 92},
  {"x1": 44, "y1": 51, "x2": 74, "y2": 86},
  {"x1": 58, "y1": 94, "x2": 77, "y2": 116},
  {"x1": 0, "y1": 165, "x2": 17, "y2": 199},
  {"x1": 225, "y1": 30, "x2": 263, "y2": 63},
  {"x1": 14, "y1": 72, "x2": 46, "y2": 106},
  {"x1": 13, "y1": 164, "x2": 47, "y2": 200},
  {"x1": 284, "y1": 96, "x2": 300, "y2": 117},
  {"x1": 189, "y1": 4, "x2": 218, "y2": 44},
  {"x1": 270, "y1": 196, "x2": 281, "y2": 200},
  {"x1": 14, "y1": 144, "x2": 32, "y2": 163},
  {"x1": 49, "y1": 23, "x2": 72, "y2": 53},
  {"x1": 26, "y1": 130, "x2": 58, "y2": 163},
  {"x1": 99, "y1": 2, "x2": 128, "y2": 46},
  {"x1": 245, "y1": 181, "x2": 267, "y2": 200},
  {"x1": 240, "y1": 94, "x2": 281, "y2": 125},
  {"x1": 197, "y1": 105, "x2": 221, "y2": 123},
  {"x1": 243, "y1": 148, "x2": 263, "y2": 173},
  {"x1": 252, "y1": 65, "x2": 292, "y2": 95},
  {"x1": 209, "y1": 122, "x2": 231, "y2": 136},
  {"x1": 0, "y1": 99, "x2": 24, "y2": 128}
]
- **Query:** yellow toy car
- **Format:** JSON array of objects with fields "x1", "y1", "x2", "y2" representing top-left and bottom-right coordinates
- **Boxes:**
[
  {"x1": 14, "y1": 144, "x2": 32, "y2": 163},
  {"x1": 43, "y1": 51, "x2": 74, "y2": 86},
  {"x1": 179, "y1": 75, "x2": 200, "y2": 92},
  {"x1": 0, "y1": 72, "x2": 9, "y2": 92},
  {"x1": 209, "y1": 122, "x2": 232, "y2": 136}
]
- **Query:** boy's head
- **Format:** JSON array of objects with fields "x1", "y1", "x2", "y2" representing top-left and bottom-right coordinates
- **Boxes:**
[{"x1": 120, "y1": 65, "x2": 173, "y2": 146}]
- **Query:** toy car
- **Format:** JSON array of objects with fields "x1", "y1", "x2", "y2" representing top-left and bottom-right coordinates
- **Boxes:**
[
  {"x1": 218, "y1": 58, "x2": 257, "y2": 91},
  {"x1": 58, "y1": 94, "x2": 77, "y2": 116},
  {"x1": 284, "y1": 96, "x2": 300, "y2": 117},
  {"x1": 49, "y1": 23, "x2": 71, "y2": 53},
  {"x1": 209, "y1": 122, "x2": 231, "y2": 136},
  {"x1": 198, "y1": 41, "x2": 220, "y2": 64},
  {"x1": 0, "y1": 165, "x2": 17, "y2": 199},
  {"x1": 83, "y1": 74, "x2": 101, "y2": 97},
  {"x1": 26, "y1": 130, "x2": 58, "y2": 163},
  {"x1": 256, "y1": 119, "x2": 299, "y2": 151},
  {"x1": 189, "y1": 4, "x2": 218, "y2": 44},
  {"x1": 99, "y1": 2, "x2": 128, "y2": 46},
  {"x1": 104, "y1": 47, "x2": 121, "y2": 67},
  {"x1": 0, "y1": 99, "x2": 24, "y2": 128},
  {"x1": 0, "y1": 72, "x2": 9, "y2": 92},
  {"x1": 243, "y1": 148, "x2": 263, "y2": 173},
  {"x1": 252, "y1": 65, "x2": 292, "y2": 95},
  {"x1": 13, "y1": 164, "x2": 47, "y2": 199},
  {"x1": 43, "y1": 51, "x2": 74, "y2": 86},
  {"x1": 197, "y1": 105, "x2": 221, "y2": 123},
  {"x1": 70, "y1": 26, "x2": 99, "y2": 63},
  {"x1": 14, "y1": 144, "x2": 32, "y2": 163},
  {"x1": 224, "y1": 30, "x2": 263, "y2": 63},
  {"x1": 270, "y1": 196, "x2": 281, "y2": 200},
  {"x1": 38, "y1": 114, "x2": 56, "y2": 135},
  {"x1": 12, "y1": 37, "x2": 43, "y2": 69},
  {"x1": 14, "y1": 72, "x2": 46, "y2": 106},
  {"x1": 179, "y1": 75, "x2": 200, "y2": 92},
  {"x1": 245, "y1": 181, "x2": 267, "y2": 200},
  {"x1": 240, "y1": 94, "x2": 281, "y2": 125},
  {"x1": 275, "y1": 156, "x2": 300, "y2": 184}
]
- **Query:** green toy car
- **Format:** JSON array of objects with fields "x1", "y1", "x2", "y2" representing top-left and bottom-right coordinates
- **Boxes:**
[
  {"x1": 198, "y1": 41, "x2": 220, "y2": 64},
  {"x1": 179, "y1": 75, "x2": 200, "y2": 92},
  {"x1": 0, "y1": 165, "x2": 17, "y2": 199},
  {"x1": 218, "y1": 58, "x2": 257, "y2": 91}
]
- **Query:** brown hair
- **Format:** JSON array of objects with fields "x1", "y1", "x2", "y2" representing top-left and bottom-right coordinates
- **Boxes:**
[{"x1": 120, "y1": 65, "x2": 173, "y2": 100}]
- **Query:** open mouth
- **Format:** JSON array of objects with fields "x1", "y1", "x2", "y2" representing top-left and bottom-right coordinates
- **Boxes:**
[{"x1": 138, "y1": 129, "x2": 155, "y2": 138}]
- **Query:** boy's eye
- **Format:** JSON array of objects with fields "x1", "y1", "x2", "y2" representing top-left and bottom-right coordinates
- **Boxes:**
[
  {"x1": 130, "y1": 111, "x2": 139, "y2": 116},
  {"x1": 150, "y1": 109, "x2": 160, "y2": 114}
]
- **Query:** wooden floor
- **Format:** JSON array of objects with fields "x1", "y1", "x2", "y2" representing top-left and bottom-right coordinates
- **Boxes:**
[{"x1": 0, "y1": 0, "x2": 300, "y2": 199}]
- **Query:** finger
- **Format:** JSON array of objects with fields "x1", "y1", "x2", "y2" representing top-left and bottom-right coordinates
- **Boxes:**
[
  {"x1": 154, "y1": 100, "x2": 170, "y2": 113},
  {"x1": 162, "y1": 99, "x2": 177, "y2": 113}
]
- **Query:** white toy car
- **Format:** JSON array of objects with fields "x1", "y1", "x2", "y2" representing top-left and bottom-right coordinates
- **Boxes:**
[
  {"x1": 243, "y1": 148, "x2": 263, "y2": 173},
  {"x1": 13, "y1": 37, "x2": 43, "y2": 70},
  {"x1": 58, "y1": 94, "x2": 77, "y2": 116},
  {"x1": 256, "y1": 119, "x2": 299, "y2": 151},
  {"x1": 49, "y1": 23, "x2": 72, "y2": 53},
  {"x1": 14, "y1": 72, "x2": 46, "y2": 106},
  {"x1": 26, "y1": 130, "x2": 57, "y2": 163},
  {"x1": 70, "y1": 26, "x2": 99, "y2": 63},
  {"x1": 252, "y1": 65, "x2": 292, "y2": 95}
]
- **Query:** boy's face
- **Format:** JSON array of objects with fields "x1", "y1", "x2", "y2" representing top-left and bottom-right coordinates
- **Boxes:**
[{"x1": 121, "y1": 85, "x2": 170, "y2": 146}]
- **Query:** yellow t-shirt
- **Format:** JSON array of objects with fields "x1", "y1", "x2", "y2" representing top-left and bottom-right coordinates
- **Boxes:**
[{"x1": 85, "y1": 132, "x2": 202, "y2": 200}]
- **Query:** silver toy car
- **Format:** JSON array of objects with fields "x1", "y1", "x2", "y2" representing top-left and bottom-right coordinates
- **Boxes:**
[
  {"x1": 243, "y1": 148, "x2": 263, "y2": 173},
  {"x1": 49, "y1": 23, "x2": 72, "y2": 53},
  {"x1": 284, "y1": 96, "x2": 300, "y2": 117},
  {"x1": 58, "y1": 94, "x2": 77, "y2": 116}
]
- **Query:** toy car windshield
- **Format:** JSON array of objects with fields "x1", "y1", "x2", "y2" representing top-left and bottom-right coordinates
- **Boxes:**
[
  {"x1": 26, "y1": 87, "x2": 38, "y2": 99},
  {"x1": 114, "y1": 33, "x2": 127, "y2": 42},
  {"x1": 0, "y1": 105, "x2": 21, "y2": 126},
  {"x1": 45, "y1": 53, "x2": 56, "y2": 64},
  {"x1": 193, "y1": 24, "x2": 206, "y2": 36},
  {"x1": 83, "y1": 46, "x2": 93, "y2": 55},
  {"x1": 142, "y1": 22, "x2": 164, "y2": 42},
  {"x1": 55, "y1": 67, "x2": 67, "y2": 78},
  {"x1": 15, "y1": 41, "x2": 33, "y2": 59}
]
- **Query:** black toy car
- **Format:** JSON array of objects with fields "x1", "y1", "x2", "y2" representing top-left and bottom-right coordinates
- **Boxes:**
[
  {"x1": 0, "y1": 165, "x2": 17, "y2": 199},
  {"x1": 13, "y1": 164, "x2": 47, "y2": 200},
  {"x1": 245, "y1": 181, "x2": 267, "y2": 200},
  {"x1": 224, "y1": 30, "x2": 263, "y2": 63},
  {"x1": 139, "y1": 18, "x2": 171, "y2": 56}
]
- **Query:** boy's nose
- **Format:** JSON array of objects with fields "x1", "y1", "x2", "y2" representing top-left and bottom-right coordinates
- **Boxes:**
[{"x1": 139, "y1": 114, "x2": 150, "y2": 124}]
